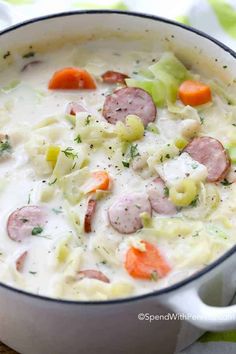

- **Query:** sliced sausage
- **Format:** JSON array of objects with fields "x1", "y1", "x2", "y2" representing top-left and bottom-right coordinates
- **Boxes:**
[
  {"x1": 184, "y1": 136, "x2": 230, "y2": 182},
  {"x1": 16, "y1": 251, "x2": 28, "y2": 272},
  {"x1": 66, "y1": 102, "x2": 86, "y2": 116},
  {"x1": 77, "y1": 269, "x2": 110, "y2": 283},
  {"x1": 102, "y1": 87, "x2": 156, "y2": 127},
  {"x1": 108, "y1": 193, "x2": 152, "y2": 234},
  {"x1": 7, "y1": 206, "x2": 46, "y2": 242},
  {"x1": 101, "y1": 70, "x2": 129, "y2": 84},
  {"x1": 148, "y1": 178, "x2": 177, "y2": 215},
  {"x1": 84, "y1": 199, "x2": 96, "y2": 233}
]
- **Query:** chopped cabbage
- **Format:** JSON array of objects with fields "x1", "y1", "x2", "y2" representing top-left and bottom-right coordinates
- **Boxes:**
[
  {"x1": 59, "y1": 167, "x2": 90, "y2": 204},
  {"x1": 126, "y1": 52, "x2": 190, "y2": 107}
]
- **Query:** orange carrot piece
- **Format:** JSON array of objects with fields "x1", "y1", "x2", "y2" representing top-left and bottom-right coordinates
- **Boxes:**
[
  {"x1": 125, "y1": 240, "x2": 171, "y2": 280},
  {"x1": 178, "y1": 80, "x2": 212, "y2": 106},
  {"x1": 82, "y1": 171, "x2": 110, "y2": 194},
  {"x1": 91, "y1": 171, "x2": 109, "y2": 191},
  {"x1": 48, "y1": 67, "x2": 96, "y2": 90}
]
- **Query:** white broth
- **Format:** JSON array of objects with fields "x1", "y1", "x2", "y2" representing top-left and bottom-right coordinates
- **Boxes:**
[{"x1": 0, "y1": 38, "x2": 235, "y2": 300}]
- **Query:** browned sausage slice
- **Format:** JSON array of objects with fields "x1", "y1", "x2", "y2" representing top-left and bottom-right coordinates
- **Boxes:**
[
  {"x1": 184, "y1": 136, "x2": 230, "y2": 182},
  {"x1": 148, "y1": 178, "x2": 177, "y2": 215},
  {"x1": 108, "y1": 193, "x2": 152, "y2": 234},
  {"x1": 7, "y1": 206, "x2": 46, "y2": 242},
  {"x1": 77, "y1": 270, "x2": 110, "y2": 283},
  {"x1": 16, "y1": 251, "x2": 28, "y2": 272},
  {"x1": 66, "y1": 102, "x2": 86, "y2": 116},
  {"x1": 101, "y1": 70, "x2": 129, "y2": 84},
  {"x1": 84, "y1": 199, "x2": 96, "y2": 233},
  {"x1": 102, "y1": 87, "x2": 156, "y2": 127}
]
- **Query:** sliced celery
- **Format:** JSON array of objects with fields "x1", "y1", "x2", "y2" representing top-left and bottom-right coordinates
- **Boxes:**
[{"x1": 228, "y1": 146, "x2": 236, "y2": 162}]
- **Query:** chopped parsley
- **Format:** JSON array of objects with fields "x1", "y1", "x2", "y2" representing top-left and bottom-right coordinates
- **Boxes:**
[
  {"x1": 29, "y1": 271, "x2": 37, "y2": 275},
  {"x1": 221, "y1": 179, "x2": 232, "y2": 186},
  {"x1": 150, "y1": 271, "x2": 158, "y2": 281},
  {"x1": 232, "y1": 123, "x2": 236, "y2": 127},
  {"x1": 122, "y1": 144, "x2": 140, "y2": 168},
  {"x1": 191, "y1": 163, "x2": 198, "y2": 170},
  {"x1": 85, "y1": 114, "x2": 91, "y2": 126},
  {"x1": 190, "y1": 195, "x2": 199, "y2": 207},
  {"x1": 61, "y1": 147, "x2": 78, "y2": 160},
  {"x1": 164, "y1": 186, "x2": 169, "y2": 197},
  {"x1": 3, "y1": 51, "x2": 10, "y2": 59},
  {"x1": 22, "y1": 51, "x2": 35, "y2": 59},
  {"x1": 52, "y1": 208, "x2": 63, "y2": 215},
  {"x1": 130, "y1": 144, "x2": 140, "y2": 160},
  {"x1": 122, "y1": 161, "x2": 130, "y2": 168},
  {"x1": 74, "y1": 134, "x2": 82, "y2": 143},
  {"x1": 0, "y1": 137, "x2": 11, "y2": 156},
  {"x1": 31, "y1": 226, "x2": 43, "y2": 235},
  {"x1": 200, "y1": 115, "x2": 205, "y2": 125}
]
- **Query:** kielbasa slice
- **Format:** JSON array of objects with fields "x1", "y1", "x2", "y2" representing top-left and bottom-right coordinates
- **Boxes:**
[
  {"x1": 101, "y1": 70, "x2": 129, "y2": 84},
  {"x1": 148, "y1": 178, "x2": 177, "y2": 215},
  {"x1": 184, "y1": 136, "x2": 230, "y2": 182},
  {"x1": 66, "y1": 102, "x2": 86, "y2": 116},
  {"x1": 7, "y1": 206, "x2": 46, "y2": 242},
  {"x1": 77, "y1": 270, "x2": 110, "y2": 283},
  {"x1": 102, "y1": 87, "x2": 156, "y2": 127},
  {"x1": 84, "y1": 199, "x2": 96, "y2": 233},
  {"x1": 108, "y1": 193, "x2": 152, "y2": 234}
]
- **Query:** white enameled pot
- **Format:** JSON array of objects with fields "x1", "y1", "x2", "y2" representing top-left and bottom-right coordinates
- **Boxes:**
[{"x1": 0, "y1": 10, "x2": 235, "y2": 354}]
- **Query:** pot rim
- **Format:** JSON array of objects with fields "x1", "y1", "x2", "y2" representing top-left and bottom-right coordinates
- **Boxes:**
[{"x1": 0, "y1": 9, "x2": 235, "y2": 306}]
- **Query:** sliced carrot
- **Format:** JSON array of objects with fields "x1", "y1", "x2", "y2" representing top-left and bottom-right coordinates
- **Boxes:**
[
  {"x1": 82, "y1": 171, "x2": 110, "y2": 194},
  {"x1": 125, "y1": 240, "x2": 171, "y2": 280},
  {"x1": 178, "y1": 80, "x2": 212, "y2": 106},
  {"x1": 48, "y1": 67, "x2": 96, "y2": 90}
]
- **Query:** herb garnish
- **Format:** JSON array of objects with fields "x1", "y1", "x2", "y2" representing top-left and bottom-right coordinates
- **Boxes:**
[
  {"x1": 190, "y1": 195, "x2": 199, "y2": 207},
  {"x1": 85, "y1": 114, "x2": 91, "y2": 126},
  {"x1": 32, "y1": 226, "x2": 43, "y2": 235},
  {"x1": 3, "y1": 51, "x2": 10, "y2": 59},
  {"x1": 29, "y1": 271, "x2": 37, "y2": 275},
  {"x1": 0, "y1": 137, "x2": 11, "y2": 156},
  {"x1": 122, "y1": 144, "x2": 140, "y2": 168},
  {"x1": 221, "y1": 179, "x2": 232, "y2": 186},
  {"x1": 122, "y1": 161, "x2": 130, "y2": 168},
  {"x1": 200, "y1": 115, "x2": 204, "y2": 125},
  {"x1": 74, "y1": 134, "x2": 82, "y2": 143},
  {"x1": 61, "y1": 147, "x2": 78, "y2": 160},
  {"x1": 191, "y1": 163, "x2": 198, "y2": 170},
  {"x1": 52, "y1": 208, "x2": 63, "y2": 215},
  {"x1": 22, "y1": 51, "x2": 35, "y2": 59},
  {"x1": 130, "y1": 144, "x2": 140, "y2": 160},
  {"x1": 164, "y1": 186, "x2": 169, "y2": 197},
  {"x1": 150, "y1": 271, "x2": 158, "y2": 281}
]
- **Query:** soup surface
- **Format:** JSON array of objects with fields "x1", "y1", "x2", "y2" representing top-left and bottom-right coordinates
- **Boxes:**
[{"x1": 0, "y1": 38, "x2": 235, "y2": 301}]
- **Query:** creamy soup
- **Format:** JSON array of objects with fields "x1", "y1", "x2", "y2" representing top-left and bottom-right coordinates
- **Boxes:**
[{"x1": 0, "y1": 38, "x2": 235, "y2": 301}]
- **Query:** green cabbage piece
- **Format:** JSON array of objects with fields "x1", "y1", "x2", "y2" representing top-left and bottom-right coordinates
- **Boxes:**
[
  {"x1": 149, "y1": 52, "x2": 189, "y2": 83},
  {"x1": 126, "y1": 52, "x2": 190, "y2": 107}
]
